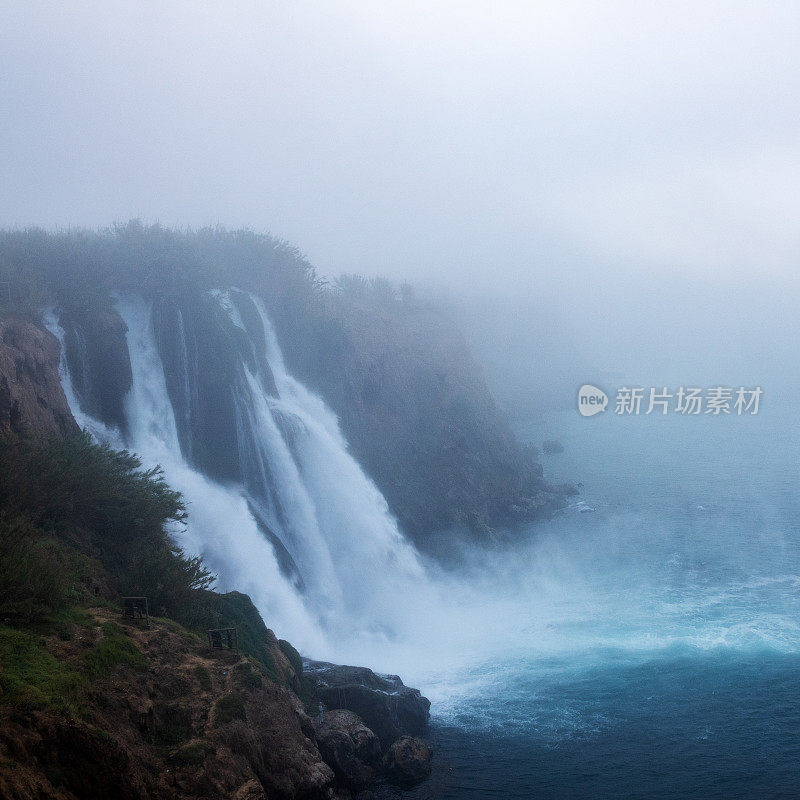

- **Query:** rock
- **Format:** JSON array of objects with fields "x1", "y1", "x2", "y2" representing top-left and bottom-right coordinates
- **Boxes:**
[
  {"x1": 232, "y1": 779, "x2": 268, "y2": 800},
  {"x1": 315, "y1": 710, "x2": 381, "y2": 790},
  {"x1": 59, "y1": 306, "x2": 132, "y2": 433},
  {"x1": 304, "y1": 661, "x2": 430, "y2": 746},
  {"x1": 0, "y1": 608, "x2": 336, "y2": 800},
  {"x1": 383, "y1": 736, "x2": 432, "y2": 787},
  {"x1": 277, "y1": 290, "x2": 576, "y2": 546},
  {"x1": 0, "y1": 317, "x2": 78, "y2": 440}
]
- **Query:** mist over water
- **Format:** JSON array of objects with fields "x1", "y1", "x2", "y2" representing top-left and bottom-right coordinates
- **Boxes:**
[{"x1": 393, "y1": 405, "x2": 800, "y2": 798}]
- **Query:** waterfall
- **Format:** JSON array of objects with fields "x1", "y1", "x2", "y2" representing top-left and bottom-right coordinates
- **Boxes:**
[
  {"x1": 250, "y1": 295, "x2": 425, "y2": 610},
  {"x1": 46, "y1": 292, "x2": 427, "y2": 656}
]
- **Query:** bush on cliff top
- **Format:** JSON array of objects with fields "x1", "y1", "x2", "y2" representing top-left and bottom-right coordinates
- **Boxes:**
[
  {"x1": 0, "y1": 432, "x2": 213, "y2": 620},
  {"x1": 0, "y1": 432, "x2": 288, "y2": 679},
  {"x1": 0, "y1": 221, "x2": 319, "y2": 320}
]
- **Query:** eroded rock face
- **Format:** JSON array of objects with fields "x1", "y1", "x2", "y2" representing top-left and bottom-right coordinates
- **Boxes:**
[
  {"x1": 315, "y1": 710, "x2": 381, "y2": 791},
  {"x1": 0, "y1": 317, "x2": 78, "y2": 439},
  {"x1": 275, "y1": 295, "x2": 575, "y2": 545},
  {"x1": 384, "y1": 736, "x2": 432, "y2": 787},
  {"x1": 304, "y1": 661, "x2": 430, "y2": 746}
]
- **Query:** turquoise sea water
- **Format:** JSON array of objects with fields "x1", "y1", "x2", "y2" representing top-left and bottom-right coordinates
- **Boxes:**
[{"x1": 399, "y1": 403, "x2": 800, "y2": 799}]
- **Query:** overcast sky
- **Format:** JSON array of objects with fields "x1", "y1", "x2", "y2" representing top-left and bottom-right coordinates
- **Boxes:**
[{"x1": 1, "y1": 1, "x2": 798, "y2": 292}]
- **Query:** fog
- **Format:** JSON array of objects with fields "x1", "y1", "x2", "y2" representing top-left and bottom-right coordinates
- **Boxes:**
[{"x1": 2, "y1": 1, "x2": 799, "y2": 409}]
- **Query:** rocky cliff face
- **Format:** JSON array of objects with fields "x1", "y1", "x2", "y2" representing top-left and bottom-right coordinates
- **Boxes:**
[
  {"x1": 0, "y1": 313, "x2": 435, "y2": 798},
  {"x1": 59, "y1": 306, "x2": 132, "y2": 434},
  {"x1": 0, "y1": 608, "x2": 332, "y2": 800},
  {"x1": 277, "y1": 293, "x2": 574, "y2": 545},
  {"x1": 0, "y1": 316, "x2": 77, "y2": 439},
  {"x1": 0, "y1": 609, "x2": 431, "y2": 800},
  {"x1": 2, "y1": 225, "x2": 574, "y2": 547}
]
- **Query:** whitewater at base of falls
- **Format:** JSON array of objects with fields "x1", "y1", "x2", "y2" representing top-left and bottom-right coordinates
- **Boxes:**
[
  {"x1": 46, "y1": 297, "x2": 800, "y2": 711},
  {"x1": 46, "y1": 294, "x2": 448, "y2": 661}
]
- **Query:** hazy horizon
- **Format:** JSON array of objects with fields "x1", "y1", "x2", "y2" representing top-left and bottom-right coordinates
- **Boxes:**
[
  {"x1": 3, "y1": 1, "x2": 799, "y2": 415},
  {"x1": 2, "y1": 1, "x2": 799, "y2": 294}
]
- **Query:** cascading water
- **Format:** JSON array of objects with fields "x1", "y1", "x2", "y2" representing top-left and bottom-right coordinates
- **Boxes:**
[
  {"x1": 46, "y1": 291, "x2": 428, "y2": 655},
  {"x1": 44, "y1": 308, "x2": 125, "y2": 450}
]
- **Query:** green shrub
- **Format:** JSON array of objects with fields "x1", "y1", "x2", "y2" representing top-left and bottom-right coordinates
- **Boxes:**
[
  {"x1": 278, "y1": 639, "x2": 303, "y2": 678},
  {"x1": 0, "y1": 513, "x2": 70, "y2": 622},
  {"x1": 0, "y1": 433, "x2": 214, "y2": 621},
  {"x1": 180, "y1": 590, "x2": 278, "y2": 681},
  {"x1": 82, "y1": 630, "x2": 146, "y2": 679},
  {"x1": 168, "y1": 740, "x2": 215, "y2": 765},
  {"x1": 232, "y1": 661, "x2": 262, "y2": 690}
]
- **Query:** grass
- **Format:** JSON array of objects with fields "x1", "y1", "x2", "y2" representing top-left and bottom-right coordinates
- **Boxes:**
[
  {"x1": 0, "y1": 626, "x2": 84, "y2": 711},
  {"x1": 193, "y1": 664, "x2": 213, "y2": 691},
  {"x1": 28, "y1": 606, "x2": 94, "y2": 641},
  {"x1": 167, "y1": 740, "x2": 216, "y2": 765},
  {"x1": 0, "y1": 617, "x2": 148, "y2": 715},
  {"x1": 278, "y1": 638, "x2": 303, "y2": 678},
  {"x1": 81, "y1": 624, "x2": 147, "y2": 679},
  {"x1": 232, "y1": 661, "x2": 262, "y2": 690}
]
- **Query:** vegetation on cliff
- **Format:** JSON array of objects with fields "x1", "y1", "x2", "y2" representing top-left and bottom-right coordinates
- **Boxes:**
[{"x1": 0, "y1": 432, "x2": 288, "y2": 679}]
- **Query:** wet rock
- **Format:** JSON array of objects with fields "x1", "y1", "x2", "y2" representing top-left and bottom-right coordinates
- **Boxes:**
[
  {"x1": 383, "y1": 736, "x2": 432, "y2": 787},
  {"x1": 59, "y1": 306, "x2": 132, "y2": 433},
  {"x1": 304, "y1": 661, "x2": 430, "y2": 747},
  {"x1": 315, "y1": 710, "x2": 381, "y2": 790}
]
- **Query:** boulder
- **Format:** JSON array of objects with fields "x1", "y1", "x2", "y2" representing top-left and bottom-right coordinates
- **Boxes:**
[
  {"x1": 304, "y1": 661, "x2": 430, "y2": 746},
  {"x1": 315, "y1": 710, "x2": 381, "y2": 790},
  {"x1": 383, "y1": 736, "x2": 432, "y2": 787}
]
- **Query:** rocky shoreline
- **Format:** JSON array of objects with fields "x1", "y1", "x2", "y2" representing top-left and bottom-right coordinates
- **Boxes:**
[{"x1": 305, "y1": 661, "x2": 433, "y2": 796}]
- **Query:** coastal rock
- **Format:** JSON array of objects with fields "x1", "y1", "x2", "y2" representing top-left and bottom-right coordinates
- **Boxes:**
[
  {"x1": 383, "y1": 736, "x2": 432, "y2": 786},
  {"x1": 315, "y1": 710, "x2": 381, "y2": 790},
  {"x1": 0, "y1": 316, "x2": 78, "y2": 439},
  {"x1": 304, "y1": 660, "x2": 430, "y2": 746}
]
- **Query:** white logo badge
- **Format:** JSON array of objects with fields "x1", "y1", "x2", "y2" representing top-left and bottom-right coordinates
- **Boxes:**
[{"x1": 578, "y1": 384, "x2": 608, "y2": 417}]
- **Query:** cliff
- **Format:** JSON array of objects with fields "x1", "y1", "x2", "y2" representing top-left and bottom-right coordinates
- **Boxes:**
[
  {"x1": 0, "y1": 607, "x2": 431, "y2": 800},
  {"x1": 0, "y1": 341, "x2": 432, "y2": 799},
  {"x1": 0, "y1": 316, "x2": 78, "y2": 440},
  {"x1": 0, "y1": 608, "x2": 332, "y2": 800},
  {"x1": 276, "y1": 281, "x2": 573, "y2": 543},
  {"x1": 0, "y1": 224, "x2": 574, "y2": 546}
]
